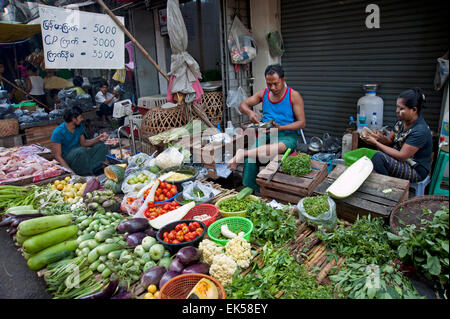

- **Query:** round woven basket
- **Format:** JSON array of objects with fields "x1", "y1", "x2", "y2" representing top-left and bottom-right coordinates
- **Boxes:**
[
  {"x1": 189, "y1": 91, "x2": 223, "y2": 127},
  {"x1": 207, "y1": 216, "x2": 253, "y2": 246},
  {"x1": 160, "y1": 273, "x2": 226, "y2": 299},
  {"x1": 389, "y1": 195, "x2": 449, "y2": 235},
  {"x1": 141, "y1": 104, "x2": 188, "y2": 138}
]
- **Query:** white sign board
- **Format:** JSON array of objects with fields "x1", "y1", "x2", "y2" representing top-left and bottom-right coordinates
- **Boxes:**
[{"x1": 38, "y1": 4, "x2": 124, "y2": 69}]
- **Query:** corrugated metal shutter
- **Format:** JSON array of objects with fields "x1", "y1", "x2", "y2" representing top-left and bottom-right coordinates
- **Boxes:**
[{"x1": 281, "y1": 0, "x2": 449, "y2": 140}]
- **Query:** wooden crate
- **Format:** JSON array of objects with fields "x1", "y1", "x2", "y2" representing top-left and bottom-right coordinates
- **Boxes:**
[
  {"x1": 313, "y1": 164, "x2": 410, "y2": 223},
  {"x1": 256, "y1": 156, "x2": 328, "y2": 204},
  {"x1": 24, "y1": 123, "x2": 59, "y2": 148}
]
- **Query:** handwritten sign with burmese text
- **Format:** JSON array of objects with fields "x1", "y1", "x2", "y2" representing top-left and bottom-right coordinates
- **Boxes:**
[{"x1": 38, "y1": 4, "x2": 124, "y2": 69}]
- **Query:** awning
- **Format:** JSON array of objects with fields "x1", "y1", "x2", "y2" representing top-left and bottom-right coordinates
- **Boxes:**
[{"x1": 0, "y1": 22, "x2": 41, "y2": 44}]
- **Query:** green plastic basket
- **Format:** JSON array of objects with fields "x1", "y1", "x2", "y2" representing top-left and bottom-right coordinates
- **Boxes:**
[
  {"x1": 207, "y1": 217, "x2": 253, "y2": 246},
  {"x1": 215, "y1": 194, "x2": 259, "y2": 218},
  {"x1": 343, "y1": 148, "x2": 378, "y2": 166}
]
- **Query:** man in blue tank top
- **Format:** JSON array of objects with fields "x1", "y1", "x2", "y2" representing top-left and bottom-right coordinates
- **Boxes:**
[{"x1": 227, "y1": 64, "x2": 306, "y2": 192}]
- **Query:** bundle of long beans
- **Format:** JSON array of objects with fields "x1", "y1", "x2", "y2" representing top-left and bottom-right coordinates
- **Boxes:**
[
  {"x1": 0, "y1": 185, "x2": 36, "y2": 211},
  {"x1": 44, "y1": 257, "x2": 105, "y2": 299}
]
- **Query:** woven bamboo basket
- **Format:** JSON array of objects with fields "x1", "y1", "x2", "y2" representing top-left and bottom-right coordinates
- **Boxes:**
[
  {"x1": 140, "y1": 104, "x2": 188, "y2": 138},
  {"x1": 189, "y1": 91, "x2": 224, "y2": 127},
  {"x1": 389, "y1": 195, "x2": 449, "y2": 235}
]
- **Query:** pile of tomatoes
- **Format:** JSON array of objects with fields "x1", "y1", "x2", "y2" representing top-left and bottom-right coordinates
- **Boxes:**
[
  {"x1": 162, "y1": 222, "x2": 204, "y2": 244},
  {"x1": 144, "y1": 201, "x2": 181, "y2": 220},
  {"x1": 144, "y1": 181, "x2": 177, "y2": 203}
]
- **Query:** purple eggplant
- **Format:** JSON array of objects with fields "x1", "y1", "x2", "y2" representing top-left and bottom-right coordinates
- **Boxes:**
[
  {"x1": 0, "y1": 216, "x2": 14, "y2": 227},
  {"x1": 169, "y1": 258, "x2": 185, "y2": 273},
  {"x1": 117, "y1": 218, "x2": 149, "y2": 234},
  {"x1": 79, "y1": 280, "x2": 119, "y2": 299},
  {"x1": 141, "y1": 266, "x2": 167, "y2": 289},
  {"x1": 159, "y1": 271, "x2": 180, "y2": 289},
  {"x1": 110, "y1": 291, "x2": 131, "y2": 299},
  {"x1": 6, "y1": 212, "x2": 43, "y2": 218},
  {"x1": 176, "y1": 246, "x2": 201, "y2": 266},
  {"x1": 82, "y1": 178, "x2": 100, "y2": 200},
  {"x1": 126, "y1": 232, "x2": 147, "y2": 247},
  {"x1": 182, "y1": 263, "x2": 210, "y2": 275},
  {"x1": 145, "y1": 227, "x2": 157, "y2": 238},
  {"x1": 110, "y1": 286, "x2": 131, "y2": 299}
]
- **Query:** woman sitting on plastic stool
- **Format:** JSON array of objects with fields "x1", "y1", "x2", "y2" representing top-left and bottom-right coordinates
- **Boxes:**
[{"x1": 361, "y1": 87, "x2": 432, "y2": 184}]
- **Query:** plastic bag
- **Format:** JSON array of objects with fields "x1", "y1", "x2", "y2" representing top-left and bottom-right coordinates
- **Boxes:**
[
  {"x1": 434, "y1": 54, "x2": 449, "y2": 91},
  {"x1": 121, "y1": 192, "x2": 143, "y2": 216},
  {"x1": 155, "y1": 147, "x2": 184, "y2": 170},
  {"x1": 121, "y1": 169, "x2": 156, "y2": 194},
  {"x1": 297, "y1": 196, "x2": 337, "y2": 228},
  {"x1": 126, "y1": 153, "x2": 153, "y2": 174},
  {"x1": 181, "y1": 180, "x2": 221, "y2": 203},
  {"x1": 266, "y1": 31, "x2": 285, "y2": 57},
  {"x1": 226, "y1": 86, "x2": 247, "y2": 115},
  {"x1": 227, "y1": 16, "x2": 258, "y2": 64}
]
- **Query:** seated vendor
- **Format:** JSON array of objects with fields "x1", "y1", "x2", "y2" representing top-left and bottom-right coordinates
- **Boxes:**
[
  {"x1": 360, "y1": 87, "x2": 432, "y2": 182},
  {"x1": 72, "y1": 76, "x2": 87, "y2": 95},
  {"x1": 95, "y1": 81, "x2": 119, "y2": 125},
  {"x1": 227, "y1": 64, "x2": 306, "y2": 192},
  {"x1": 51, "y1": 106, "x2": 109, "y2": 175}
]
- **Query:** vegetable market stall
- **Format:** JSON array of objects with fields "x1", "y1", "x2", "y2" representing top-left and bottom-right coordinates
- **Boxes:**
[{"x1": 0, "y1": 150, "x2": 447, "y2": 299}]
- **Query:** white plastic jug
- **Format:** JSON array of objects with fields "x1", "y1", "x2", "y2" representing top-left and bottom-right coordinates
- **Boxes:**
[{"x1": 357, "y1": 84, "x2": 384, "y2": 130}]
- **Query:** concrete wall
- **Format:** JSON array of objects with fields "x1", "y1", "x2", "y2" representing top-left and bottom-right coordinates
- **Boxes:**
[{"x1": 250, "y1": 0, "x2": 281, "y2": 96}]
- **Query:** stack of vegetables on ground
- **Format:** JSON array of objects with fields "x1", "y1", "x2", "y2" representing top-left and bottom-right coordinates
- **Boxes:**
[
  {"x1": 317, "y1": 215, "x2": 422, "y2": 299},
  {"x1": 388, "y1": 206, "x2": 449, "y2": 294},
  {"x1": 14, "y1": 214, "x2": 78, "y2": 271}
]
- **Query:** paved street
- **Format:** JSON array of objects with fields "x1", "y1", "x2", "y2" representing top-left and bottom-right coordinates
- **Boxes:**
[{"x1": 0, "y1": 229, "x2": 51, "y2": 299}]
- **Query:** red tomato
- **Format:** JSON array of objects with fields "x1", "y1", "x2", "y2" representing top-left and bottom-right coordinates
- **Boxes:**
[
  {"x1": 188, "y1": 223, "x2": 196, "y2": 232},
  {"x1": 182, "y1": 226, "x2": 189, "y2": 234},
  {"x1": 158, "y1": 194, "x2": 165, "y2": 201},
  {"x1": 192, "y1": 222, "x2": 201, "y2": 229},
  {"x1": 168, "y1": 233, "x2": 175, "y2": 240},
  {"x1": 163, "y1": 232, "x2": 169, "y2": 238},
  {"x1": 196, "y1": 227, "x2": 203, "y2": 235},
  {"x1": 173, "y1": 239, "x2": 181, "y2": 244},
  {"x1": 188, "y1": 232, "x2": 196, "y2": 241},
  {"x1": 184, "y1": 234, "x2": 191, "y2": 242},
  {"x1": 164, "y1": 238, "x2": 170, "y2": 243},
  {"x1": 176, "y1": 233, "x2": 184, "y2": 242}
]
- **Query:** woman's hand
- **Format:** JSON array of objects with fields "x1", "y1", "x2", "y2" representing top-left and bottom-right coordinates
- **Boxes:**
[{"x1": 361, "y1": 135, "x2": 378, "y2": 145}]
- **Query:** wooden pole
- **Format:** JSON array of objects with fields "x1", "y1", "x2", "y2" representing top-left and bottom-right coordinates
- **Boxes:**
[
  {"x1": 96, "y1": 0, "x2": 170, "y2": 82},
  {"x1": 0, "y1": 74, "x2": 50, "y2": 110}
]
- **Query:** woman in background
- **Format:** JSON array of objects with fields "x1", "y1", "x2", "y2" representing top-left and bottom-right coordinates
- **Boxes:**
[
  {"x1": 26, "y1": 65, "x2": 48, "y2": 111},
  {"x1": 361, "y1": 87, "x2": 432, "y2": 182}
]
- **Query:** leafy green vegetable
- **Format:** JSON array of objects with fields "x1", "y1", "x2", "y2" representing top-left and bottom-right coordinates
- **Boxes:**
[
  {"x1": 317, "y1": 215, "x2": 396, "y2": 265},
  {"x1": 302, "y1": 195, "x2": 330, "y2": 217},
  {"x1": 280, "y1": 153, "x2": 311, "y2": 177},
  {"x1": 329, "y1": 262, "x2": 422, "y2": 299},
  {"x1": 246, "y1": 201, "x2": 297, "y2": 247},
  {"x1": 225, "y1": 242, "x2": 334, "y2": 299},
  {"x1": 218, "y1": 197, "x2": 257, "y2": 212},
  {"x1": 388, "y1": 207, "x2": 449, "y2": 290}
]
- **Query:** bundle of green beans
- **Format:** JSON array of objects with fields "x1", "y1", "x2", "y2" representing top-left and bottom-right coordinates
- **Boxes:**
[
  {"x1": 0, "y1": 185, "x2": 36, "y2": 211},
  {"x1": 44, "y1": 256, "x2": 105, "y2": 299}
]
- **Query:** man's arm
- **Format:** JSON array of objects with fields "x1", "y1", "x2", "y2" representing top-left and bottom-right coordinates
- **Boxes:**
[
  {"x1": 52, "y1": 142, "x2": 73, "y2": 173},
  {"x1": 238, "y1": 90, "x2": 265, "y2": 123}
]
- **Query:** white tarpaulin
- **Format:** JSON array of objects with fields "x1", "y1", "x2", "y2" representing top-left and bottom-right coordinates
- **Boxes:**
[{"x1": 167, "y1": 0, "x2": 202, "y2": 103}]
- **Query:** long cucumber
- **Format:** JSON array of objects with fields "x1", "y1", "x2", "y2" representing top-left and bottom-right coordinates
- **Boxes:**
[
  {"x1": 23, "y1": 225, "x2": 79, "y2": 254},
  {"x1": 18, "y1": 214, "x2": 73, "y2": 236},
  {"x1": 27, "y1": 240, "x2": 77, "y2": 271}
]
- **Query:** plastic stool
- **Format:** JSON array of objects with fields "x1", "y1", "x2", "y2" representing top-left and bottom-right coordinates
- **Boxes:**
[
  {"x1": 429, "y1": 151, "x2": 449, "y2": 196},
  {"x1": 410, "y1": 175, "x2": 431, "y2": 197}
]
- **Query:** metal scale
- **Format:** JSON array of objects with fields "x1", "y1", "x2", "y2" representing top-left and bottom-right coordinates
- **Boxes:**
[{"x1": 112, "y1": 99, "x2": 142, "y2": 161}]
